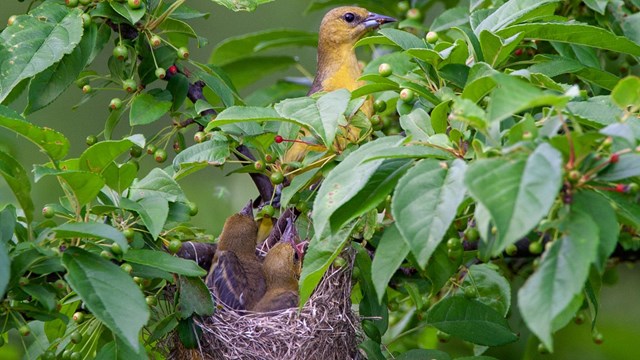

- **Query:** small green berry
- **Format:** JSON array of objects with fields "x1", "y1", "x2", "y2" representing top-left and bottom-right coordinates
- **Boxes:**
[
  {"x1": 146, "y1": 143, "x2": 157, "y2": 155},
  {"x1": 72, "y1": 312, "x2": 85, "y2": 324},
  {"x1": 146, "y1": 295, "x2": 158, "y2": 306},
  {"x1": 399, "y1": 88, "x2": 415, "y2": 102},
  {"x1": 177, "y1": 47, "x2": 190, "y2": 60},
  {"x1": 113, "y1": 44, "x2": 128, "y2": 61},
  {"x1": 109, "y1": 98, "x2": 123, "y2": 110},
  {"x1": 464, "y1": 227, "x2": 479, "y2": 242},
  {"x1": 127, "y1": 0, "x2": 142, "y2": 10},
  {"x1": 42, "y1": 205, "x2": 55, "y2": 219},
  {"x1": 82, "y1": 84, "x2": 92, "y2": 94},
  {"x1": 187, "y1": 201, "x2": 198, "y2": 216},
  {"x1": 374, "y1": 99, "x2": 387, "y2": 113},
  {"x1": 66, "y1": 0, "x2": 79, "y2": 8},
  {"x1": 378, "y1": 63, "x2": 392, "y2": 77},
  {"x1": 122, "y1": 79, "x2": 137, "y2": 93},
  {"x1": 261, "y1": 205, "x2": 275, "y2": 218},
  {"x1": 150, "y1": 35, "x2": 162, "y2": 48},
  {"x1": 111, "y1": 243, "x2": 123, "y2": 255},
  {"x1": 265, "y1": 153, "x2": 276, "y2": 164},
  {"x1": 193, "y1": 131, "x2": 206, "y2": 143},
  {"x1": 70, "y1": 331, "x2": 82, "y2": 344},
  {"x1": 18, "y1": 277, "x2": 29, "y2": 286},
  {"x1": 464, "y1": 286, "x2": 477, "y2": 298},
  {"x1": 120, "y1": 263, "x2": 133, "y2": 274},
  {"x1": 446, "y1": 237, "x2": 462, "y2": 250},
  {"x1": 81, "y1": 13, "x2": 91, "y2": 28},
  {"x1": 19, "y1": 324, "x2": 30, "y2": 337},
  {"x1": 123, "y1": 228, "x2": 135, "y2": 242},
  {"x1": 155, "y1": 67, "x2": 166, "y2": 80},
  {"x1": 426, "y1": 31, "x2": 439, "y2": 44},
  {"x1": 270, "y1": 171, "x2": 284, "y2": 185},
  {"x1": 154, "y1": 148, "x2": 167, "y2": 163},
  {"x1": 505, "y1": 244, "x2": 518, "y2": 256},
  {"x1": 529, "y1": 241, "x2": 543, "y2": 255},
  {"x1": 406, "y1": 8, "x2": 422, "y2": 21},
  {"x1": 168, "y1": 239, "x2": 182, "y2": 254}
]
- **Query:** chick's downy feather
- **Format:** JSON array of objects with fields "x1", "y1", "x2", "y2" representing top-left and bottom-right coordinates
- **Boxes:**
[
  {"x1": 251, "y1": 241, "x2": 301, "y2": 312},
  {"x1": 206, "y1": 206, "x2": 266, "y2": 310}
]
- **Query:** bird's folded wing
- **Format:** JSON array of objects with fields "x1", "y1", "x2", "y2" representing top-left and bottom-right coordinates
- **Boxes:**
[
  {"x1": 208, "y1": 251, "x2": 249, "y2": 310},
  {"x1": 254, "y1": 290, "x2": 299, "y2": 312}
]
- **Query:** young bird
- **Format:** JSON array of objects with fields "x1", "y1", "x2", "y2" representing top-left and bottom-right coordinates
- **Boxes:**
[
  {"x1": 206, "y1": 201, "x2": 266, "y2": 311},
  {"x1": 252, "y1": 219, "x2": 304, "y2": 313},
  {"x1": 284, "y1": 7, "x2": 396, "y2": 163}
]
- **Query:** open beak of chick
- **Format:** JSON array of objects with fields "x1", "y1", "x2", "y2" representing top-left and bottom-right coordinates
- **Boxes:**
[
  {"x1": 282, "y1": 218, "x2": 306, "y2": 261},
  {"x1": 363, "y1": 12, "x2": 397, "y2": 29},
  {"x1": 239, "y1": 200, "x2": 254, "y2": 217}
]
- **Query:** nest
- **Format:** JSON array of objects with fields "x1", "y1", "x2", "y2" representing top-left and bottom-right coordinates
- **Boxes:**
[{"x1": 169, "y1": 250, "x2": 361, "y2": 360}]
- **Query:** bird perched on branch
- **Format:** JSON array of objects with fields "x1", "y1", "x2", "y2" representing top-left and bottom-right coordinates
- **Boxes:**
[
  {"x1": 252, "y1": 219, "x2": 305, "y2": 312},
  {"x1": 284, "y1": 7, "x2": 396, "y2": 164},
  {"x1": 206, "y1": 201, "x2": 266, "y2": 311}
]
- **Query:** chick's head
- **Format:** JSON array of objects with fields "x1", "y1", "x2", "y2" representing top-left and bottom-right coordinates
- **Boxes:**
[{"x1": 263, "y1": 242, "x2": 301, "y2": 286}]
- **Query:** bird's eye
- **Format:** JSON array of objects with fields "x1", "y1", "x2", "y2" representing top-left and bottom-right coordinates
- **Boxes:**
[{"x1": 343, "y1": 13, "x2": 355, "y2": 23}]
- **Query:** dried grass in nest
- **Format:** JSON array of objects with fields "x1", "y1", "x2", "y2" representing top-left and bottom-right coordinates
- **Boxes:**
[{"x1": 169, "y1": 250, "x2": 361, "y2": 360}]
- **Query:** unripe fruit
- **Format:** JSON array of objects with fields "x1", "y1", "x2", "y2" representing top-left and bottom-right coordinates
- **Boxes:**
[
  {"x1": 42, "y1": 351, "x2": 55, "y2": 360},
  {"x1": 19, "y1": 325, "x2": 30, "y2": 336},
  {"x1": 123, "y1": 228, "x2": 135, "y2": 242},
  {"x1": 42, "y1": 205, "x2": 55, "y2": 219},
  {"x1": 537, "y1": 343, "x2": 549, "y2": 354},
  {"x1": 399, "y1": 88, "x2": 415, "y2": 102},
  {"x1": 146, "y1": 143, "x2": 157, "y2": 155},
  {"x1": 172, "y1": 141, "x2": 182, "y2": 153},
  {"x1": 81, "y1": 13, "x2": 91, "y2": 28},
  {"x1": 593, "y1": 332, "x2": 604, "y2": 345},
  {"x1": 19, "y1": 277, "x2": 29, "y2": 286},
  {"x1": 62, "y1": 350, "x2": 72, "y2": 359},
  {"x1": 333, "y1": 256, "x2": 347, "y2": 268},
  {"x1": 128, "y1": 0, "x2": 142, "y2": 10},
  {"x1": 79, "y1": 0, "x2": 91, "y2": 5},
  {"x1": 270, "y1": 171, "x2": 284, "y2": 185},
  {"x1": 109, "y1": 98, "x2": 123, "y2": 110},
  {"x1": 446, "y1": 237, "x2": 462, "y2": 250},
  {"x1": 261, "y1": 205, "x2": 275, "y2": 218},
  {"x1": 265, "y1": 153, "x2": 275, "y2": 164},
  {"x1": 447, "y1": 248, "x2": 462, "y2": 260},
  {"x1": 193, "y1": 131, "x2": 206, "y2": 143},
  {"x1": 70, "y1": 352, "x2": 81, "y2": 360},
  {"x1": 72, "y1": 312, "x2": 85, "y2": 323},
  {"x1": 505, "y1": 244, "x2": 517, "y2": 256},
  {"x1": 113, "y1": 44, "x2": 128, "y2": 61},
  {"x1": 406, "y1": 8, "x2": 422, "y2": 21},
  {"x1": 120, "y1": 263, "x2": 133, "y2": 274},
  {"x1": 168, "y1": 239, "x2": 182, "y2": 254},
  {"x1": 66, "y1": 0, "x2": 79, "y2": 7},
  {"x1": 155, "y1": 67, "x2": 166, "y2": 80},
  {"x1": 464, "y1": 286, "x2": 477, "y2": 298},
  {"x1": 100, "y1": 250, "x2": 113, "y2": 260},
  {"x1": 426, "y1": 31, "x2": 439, "y2": 44},
  {"x1": 464, "y1": 227, "x2": 479, "y2": 242},
  {"x1": 53, "y1": 279, "x2": 66, "y2": 290},
  {"x1": 111, "y1": 243, "x2": 123, "y2": 255},
  {"x1": 374, "y1": 99, "x2": 387, "y2": 113},
  {"x1": 177, "y1": 47, "x2": 190, "y2": 60},
  {"x1": 7, "y1": 15, "x2": 17, "y2": 26},
  {"x1": 146, "y1": 295, "x2": 158, "y2": 306},
  {"x1": 528, "y1": 241, "x2": 543, "y2": 255},
  {"x1": 254, "y1": 160, "x2": 265, "y2": 171},
  {"x1": 129, "y1": 146, "x2": 142, "y2": 158},
  {"x1": 574, "y1": 313, "x2": 585, "y2": 325},
  {"x1": 70, "y1": 331, "x2": 82, "y2": 344},
  {"x1": 295, "y1": 201, "x2": 309, "y2": 213},
  {"x1": 522, "y1": 131, "x2": 533, "y2": 140},
  {"x1": 82, "y1": 85, "x2": 92, "y2": 94},
  {"x1": 122, "y1": 79, "x2": 137, "y2": 93},
  {"x1": 568, "y1": 170, "x2": 581, "y2": 182},
  {"x1": 378, "y1": 63, "x2": 392, "y2": 77},
  {"x1": 187, "y1": 201, "x2": 198, "y2": 216},
  {"x1": 150, "y1": 35, "x2": 162, "y2": 48},
  {"x1": 154, "y1": 148, "x2": 167, "y2": 163}
]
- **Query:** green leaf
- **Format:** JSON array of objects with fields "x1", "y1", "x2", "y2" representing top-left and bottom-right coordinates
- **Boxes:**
[
  {"x1": 25, "y1": 22, "x2": 98, "y2": 114},
  {"x1": 280, "y1": 168, "x2": 319, "y2": 208},
  {"x1": 396, "y1": 349, "x2": 451, "y2": 360},
  {"x1": 79, "y1": 135, "x2": 144, "y2": 174},
  {"x1": 474, "y1": 0, "x2": 559, "y2": 35},
  {"x1": 566, "y1": 96, "x2": 623, "y2": 127},
  {"x1": 299, "y1": 222, "x2": 356, "y2": 306},
  {"x1": 0, "y1": 2, "x2": 83, "y2": 102},
  {"x1": 399, "y1": 108, "x2": 433, "y2": 142},
  {"x1": 210, "y1": 28, "x2": 316, "y2": 66},
  {"x1": 109, "y1": 1, "x2": 146, "y2": 24},
  {"x1": 430, "y1": 7, "x2": 470, "y2": 32},
  {"x1": 487, "y1": 74, "x2": 569, "y2": 123},
  {"x1": 193, "y1": 65, "x2": 237, "y2": 108},
  {"x1": 62, "y1": 247, "x2": 149, "y2": 349},
  {"x1": 392, "y1": 159, "x2": 467, "y2": 268},
  {"x1": 597, "y1": 154, "x2": 640, "y2": 181},
  {"x1": 204, "y1": 106, "x2": 288, "y2": 132},
  {"x1": 497, "y1": 23, "x2": 640, "y2": 57},
  {"x1": 355, "y1": 243, "x2": 388, "y2": 335},
  {"x1": 611, "y1": 76, "x2": 640, "y2": 110},
  {"x1": 427, "y1": 296, "x2": 518, "y2": 346},
  {"x1": 313, "y1": 136, "x2": 405, "y2": 237},
  {"x1": 0, "y1": 242, "x2": 9, "y2": 299},
  {"x1": 518, "y1": 209, "x2": 598, "y2": 350},
  {"x1": 583, "y1": 0, "x2": 609, "y2": 14},
  {"x1": 275, "y1": 89, "x2": 350, "y2": 147},
  {"x1": 208, "y1": 0, "x2": 275, "y2": 12},
  {"x1": 33, "y1": 167, "x2": 104, "y2": 206},
  {"x1": 0, "y1": 105, "x2": 69, "y2": 160},
  {"x1": 129, "y1": 168, "x2": 186, "y2": 202},
  {"x1": 479, "y1": 31, "x2": 525, "y2": 68},
  {"x1": 124, "y1": 250, "x2": 206, "y2": 277},
  {"x1": 0, "y1": 150, "x2": 34, "y2": 223},
  {"x1": 462, "y1": 264, "x2": 511, "y2": 316},
  {"x1": 378, "y1": 28, "x2": 425, "y2": 50},
  {"x1": 173, "y1": 138, "x2": 230, "y2": 171},
  {"x1": 130, "y1": 93, "x2": 172, "y2": 126},
  {"x1": 22, "y1": 285, "x2": 57, "y2": 311},
  {"x1": 53, "y1": 222, "x2": 129, "y2": 251},
  {"x1": 138, "y1": 197, "x2": 169, "y2": 240},
  {"x1": 371, "y1": 224, "x2": 409, "y2": 303},
  {"x1": 572, "y1": 191, "x2": 619, "y2": 273},
  {"x1": 178, "y1": 276, "x2": 215, "y2": 317},
  {"x1": 102, "y1": 162, "x2": 137, "y2": 193},
  {"x1": 465, "y1": 143, "x2": 563, "y2": 257}
]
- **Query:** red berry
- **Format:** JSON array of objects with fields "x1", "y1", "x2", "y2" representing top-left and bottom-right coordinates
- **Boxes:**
[
  {"x1": 514, "y1": 48, "x2": 523, "y2": 56},
  {"x1": 274, "y1": 135, "x2": 284, "y2": 144},
  {"x1": 615, "y1": 184, "x2": 627, "y2": 193},
  {"x1": 610, "y1": 153, "x2": 619, "y2": 164},
  {"x1": 168, "y1": 65, "x2": 178, "y2": 75}
]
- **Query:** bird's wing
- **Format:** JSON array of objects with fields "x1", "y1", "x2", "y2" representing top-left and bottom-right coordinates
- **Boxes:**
[
  {"x1": 254, "y1": 290, "x2": 299, "y2": 312},
  {"x1": 207, "y1": 250, "x2": 249, "y2": 310}
]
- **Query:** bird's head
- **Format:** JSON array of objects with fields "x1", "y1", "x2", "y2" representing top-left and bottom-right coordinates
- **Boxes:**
[
  {"x1": 218, "y1": 203, "x2": 258, "y2": 253},
  {"x1": 262, "y1": 242, "x2": 301, "y2": 285},
  {"x1": 319, "y1": 6, "x2": 396, "y2": 46}
]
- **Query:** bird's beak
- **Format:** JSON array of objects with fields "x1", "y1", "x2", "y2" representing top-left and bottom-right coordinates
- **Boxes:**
[
  {"x1": 239, "y1": 200, "x2": 253, "y2": 217},
  {"x1": 363, "y1": 12, "x2": 397, "y2": 29},
  {"x1": 282, "y1": 218, "x2": 305, "y2": 260}
]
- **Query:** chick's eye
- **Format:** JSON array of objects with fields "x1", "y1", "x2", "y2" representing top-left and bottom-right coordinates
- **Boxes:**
[{"x1": 343, "y1": 12, "x2": 355, "y2": 23}]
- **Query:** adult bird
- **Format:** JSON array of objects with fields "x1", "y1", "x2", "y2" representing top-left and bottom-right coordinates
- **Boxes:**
[
  {"x1": 252, "y1": 219, "x2": 304, "y2": 313},
  {"x1": 284, "y1": 7, "x2": 396, "y2": 163},
  {"x1": 206, "y1": 201, "x2": 266, "y2": 311}
]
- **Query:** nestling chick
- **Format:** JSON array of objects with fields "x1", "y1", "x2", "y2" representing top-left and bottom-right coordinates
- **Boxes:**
[
  {"x1": 284, "y1": 7, "x2": 396, "y2": 164},
  {"x1": 206, "y1": 201, "x2": 266, "y2": 310},
  {"x1": 252, "y1": 219, "x2": 304, "y2": 312}
]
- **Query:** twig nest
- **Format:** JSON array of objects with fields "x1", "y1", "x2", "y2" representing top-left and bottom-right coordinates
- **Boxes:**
[{"x1": 171, "y1": 251, "x2": 360, "y2": 360}]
